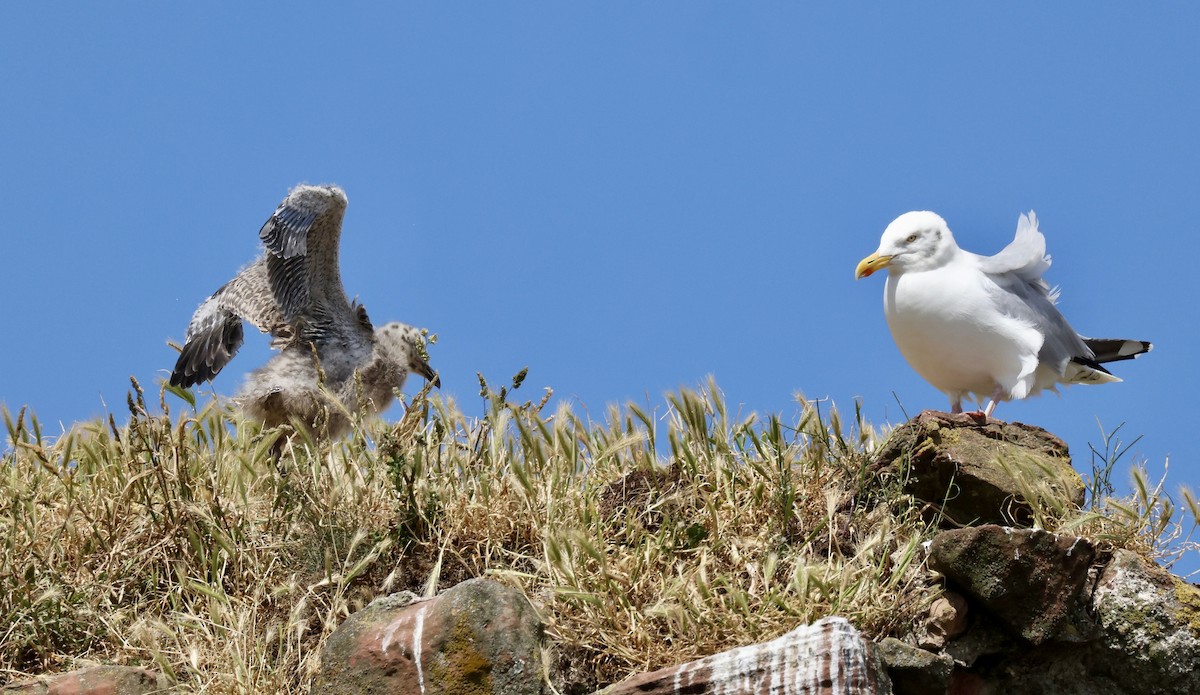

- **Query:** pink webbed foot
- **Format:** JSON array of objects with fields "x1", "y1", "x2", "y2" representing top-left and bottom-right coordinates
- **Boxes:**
[{"x1": 967, "y1": 393, "x2": 1003, "y2": 423}]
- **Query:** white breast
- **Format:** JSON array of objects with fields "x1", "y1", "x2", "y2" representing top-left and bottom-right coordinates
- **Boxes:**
[{"x1": 883, "y1": 259, "x2": 1044, "y2": 401}]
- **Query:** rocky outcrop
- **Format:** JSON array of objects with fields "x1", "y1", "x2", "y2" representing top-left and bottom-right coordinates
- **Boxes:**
[
  {"x1": 315, "y1": 577, "x2": 544, "y2": 695},
  {"x1": 890, "y1": 533, "x2": 1200, "y2": 695},
  {"x1": 870, "y1": 411, "x2": 1083, "y2": 526},
  {"x1": 1, "y1": 666, "x2": 166, "y2": 694},
  {"x1": 596, "y1": 617, "x2": 890, "y2": 695},
  {"x1": 871, "y1": 413, "x2": 1200, "y2": 695}
]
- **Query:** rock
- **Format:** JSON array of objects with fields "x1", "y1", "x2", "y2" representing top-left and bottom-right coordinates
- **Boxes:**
[
  {"x1": 930, "y1": 549, "x2": 1200, "y2": 694},
  {"x1": 951, "y1": 641, "x2": 1129, "y2": 695},
  {"x1": 871, "y1": 411, "x2": 1083, "y2": 527},
  {"x1": 315, "y1": 577, "x2": 544, "y2": 695},
  {"x1": 594, "y1": 616, "x2": 891, "y2": 694},
  {"x1": 918, "y1": 592, "x2": 969, "y2": 650},
  {"x1": 1089, "y1": 549, "x2": 1200, "y2": 693},
  {"x1": 876, "y1": 638, "x2": 952, "y2": 695},
  {"x1": 928, "y1": 525, "x2": 1098, "y2": 644},
  {"x1": 938, "y1": 613, "x2": 1013, "y2": 669},
  {"x1": 1, "y1": 666, "x2": 166, "y2": 694},
  {"x1": 946, "y1": 670, "x2": 990, "y2": 695}
]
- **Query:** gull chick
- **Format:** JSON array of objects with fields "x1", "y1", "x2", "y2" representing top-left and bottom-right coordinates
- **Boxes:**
[
  {"x1": 855, "y1": 211, "x2": 1150, "y2": 418},
  {"x1": 170, "y1": 184, "x2": 438, "y2": 440}
]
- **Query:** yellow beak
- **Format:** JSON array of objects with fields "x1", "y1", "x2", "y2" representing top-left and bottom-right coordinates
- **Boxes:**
[{"x1": 855, "y1": 252, "x2": 893, "y2": 279}]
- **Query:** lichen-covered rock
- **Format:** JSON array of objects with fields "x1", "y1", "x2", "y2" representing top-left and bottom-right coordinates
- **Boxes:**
[
  {"x1": 315, "y1": 577, "x2": 544, "y2": 695},
  {"x1": 595, "y1": 617, "x2": 891, "y2": 695},
  {"x1": 1, "y1": 666, "x2": 166, "y2": 694},
  {"x1": 871, "y1": 411, "x2": 1083, "y2": 527},
  {"x1": 875, "y1": 638, "x2": 951, "y2": 695},
  {"x1": 928, "y1": 525, "x2": 1098, "y2": 644},
  {"x1": 1089, "y1": 550, "x2": 1200, "y2": 693}
]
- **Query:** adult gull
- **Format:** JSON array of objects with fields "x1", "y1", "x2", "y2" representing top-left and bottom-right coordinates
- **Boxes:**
[
  {"x1": 170, "y1": 184, "x2": 438, "y2": 440},
  {"x1": 855, "y1": 211, "x2": 1150, "y2": 418}
]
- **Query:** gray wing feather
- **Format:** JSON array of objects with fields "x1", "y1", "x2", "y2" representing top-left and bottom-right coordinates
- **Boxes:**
[
  {"x1": 985, "y1": 270, "x2": 1092, "y2": 369},
  {"x1": 266, "y1": 254, "x2": 312, "y2": 326},
  {"x1": 171, "y1": 259, "x2": 291, "y2": 387},
  {"x1": 260, "y1": 205, "x2": 316, "y2": 258},
  {"x1": 171, "y1": 299, "x2": 244, "y2": 387},
  {"x1": 977, "y1": 214, "x2": 1152, "y2": 376},
  {"x1": 977, "y1": 212, "x2": 1052, "y2": 287},
  {"x1": 975, "y1": 211, "x2": 1093, "y2": 369},
  {"x1": 258, "y1": 185, "x2": 363, "y2": 345}
]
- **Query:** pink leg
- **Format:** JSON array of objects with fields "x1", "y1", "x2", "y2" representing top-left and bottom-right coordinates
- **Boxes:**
[{"x1": 976, "y1": 386, "x2": 1006, "y2": 421}]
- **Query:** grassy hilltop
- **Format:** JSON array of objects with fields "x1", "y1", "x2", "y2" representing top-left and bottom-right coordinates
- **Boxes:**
[{"x1": 1, "y1": 375, "x2": 1194, "y2": 692}]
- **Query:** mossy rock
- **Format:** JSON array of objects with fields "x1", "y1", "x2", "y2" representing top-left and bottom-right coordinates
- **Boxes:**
[{"x1": 871, "y1": 410, "x2": 1084, "y2": 527}]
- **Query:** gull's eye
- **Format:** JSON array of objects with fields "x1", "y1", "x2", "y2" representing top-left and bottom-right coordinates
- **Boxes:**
[{"x1": 905, "y1": 233, "x2": 919, "y2": 243}]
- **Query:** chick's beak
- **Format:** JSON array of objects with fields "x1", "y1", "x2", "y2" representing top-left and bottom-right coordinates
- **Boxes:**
[
  {"x1": 855, "y1": 252, "x2": 893, "y2": 279},
  {"x1": 413, "y1": 358, "x2": 440, "y2": 388}
]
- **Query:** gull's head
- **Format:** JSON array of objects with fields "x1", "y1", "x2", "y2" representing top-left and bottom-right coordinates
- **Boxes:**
[
  {"x1": 376, "y1": 322, "x2": 440, "y2": 388},
  {"x1": 855, "y1": 211, "x2": 957, "y2": 279}
]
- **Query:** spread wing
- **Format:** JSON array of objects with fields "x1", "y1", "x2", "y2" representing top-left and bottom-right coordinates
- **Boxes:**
[
  {"x1": 258, "y1": 185, "x2": 369, "y2": 345},
  {"x1": 170, "y1": 184, "x2": 373, "y2": 389},
  {"x1": 170, "y1": 259, "x2": 290, "y2": 387}
]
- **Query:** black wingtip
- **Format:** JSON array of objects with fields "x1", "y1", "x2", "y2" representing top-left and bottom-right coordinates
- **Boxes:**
[
  {"x1": 168, "y1": 365, "x2": 191, "y2": 388},
  {"x1": 1083, "y1": 338, "x2": 1154, "y2": 364},
  {"x1": 170, "y1": 342, "x2": 219, "y2": 389},
  {"x1": 169, "y1": 318, "x2": 244, "y2": 389}
]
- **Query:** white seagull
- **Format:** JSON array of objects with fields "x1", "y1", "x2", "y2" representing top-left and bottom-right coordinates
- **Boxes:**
[
  {"x1": 170, "y1": 184, "x2": 438, "y2": 440},
  {"x1": 855, "y1": 211, "x2": 1150, "y2": 418}
]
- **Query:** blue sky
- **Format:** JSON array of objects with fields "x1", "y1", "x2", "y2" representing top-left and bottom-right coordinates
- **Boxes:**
[{"x1": 2, "y1": 5, "x2": 1196, "y2": 573}]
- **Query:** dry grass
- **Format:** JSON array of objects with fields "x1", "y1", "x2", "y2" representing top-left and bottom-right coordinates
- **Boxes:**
[
  {"x1": 1, "y1": 375, "x2": 1194, "y2": 692},
  {"x1": 997, "y1": 430, "x2": 1200, "y2": 574}
]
